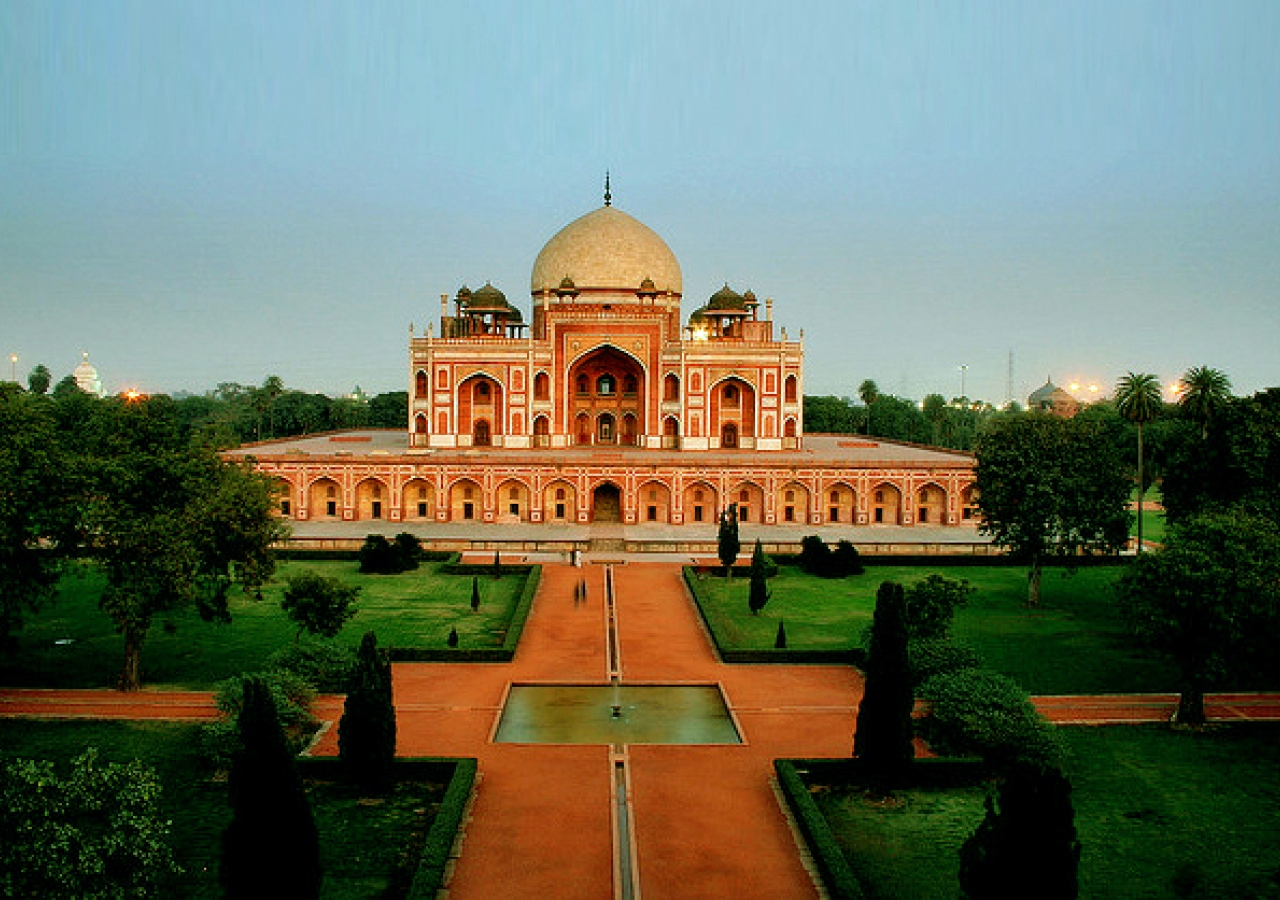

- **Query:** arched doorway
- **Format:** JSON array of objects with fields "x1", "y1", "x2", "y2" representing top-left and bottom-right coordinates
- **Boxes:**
[
  {"x1": 597, "y1": 412, "x2": 616, "y2": 444},
  {"x1": 721, "y1": 422, "x2": 739, "y2": 448},
  {"x1": 593, "y1": 483, "x2": 622, "y2": 522},
  {"x1": 474, "y1": 419, "x2": 491, "y2": 446}
]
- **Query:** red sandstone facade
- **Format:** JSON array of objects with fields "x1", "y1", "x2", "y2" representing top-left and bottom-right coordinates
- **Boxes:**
[{"x1": 242, "y1": 197, "x2": 978, "y2": 529}]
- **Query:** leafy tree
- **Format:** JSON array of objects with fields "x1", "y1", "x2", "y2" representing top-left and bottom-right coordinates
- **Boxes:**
[
  {"x1": 359, "y1": 533, "x2": 420, "y2": 574},
  {"x1": 802, "y1": 395, "x2": 859, "y2": 434},
  {"x1": 1160, "y1": 388, "x2": 1280, "y2": 527},
  {"x1": 338, "y1": 631, "x2": 397, "y2": 791},
  {"x1": 1177, "y1": 365, "x2": 1232, "y2": 440},
  {"x1": 202, "y1": 669, "x2": 319, "y2": 769},
  {"x1": 748, "y1": 539, "x2": 772, "y2": 615},
  {"x1": 831, "y1": 540, "x2": 864, "y2": 576},
  {"x1": 0, "y1": 749, "x2": 182, "y2": 899},
  {"x1": 86, "y1": 397, "x2": 286, "y2": 690},
  {"x1": 220, "y1": 676, "x2": 322, "y2": 899},
  {"x1": 281, "y1": 572, "x2": 360, "y2": 643},
  {"x1": 959, "y1": 763, "x2": 1081, "y2": 900},
  {"x1": 903, "y1": 574, "x2": 973, "y2": 640},
  {"x1": 1114, "y1": 372, "x2": 1163, "y2": 552},
  {"x1": 858, "y1": 379, "x2": 880, "y2": 434},
  {"x1": 974, "y1": 414, "x2": 1130, "y2": 606},
  {"x1": 853, "y1": 582, "x2": 915, "y2": 783},
  {"x1": 368, "y1": 390, "x2": 409, "y2": 428},
  {"x1": 26, "y1": 363, "x2": 51, "y2": 395},
  {"x1": 0, "y1": 390, "x2": 79, "y2": 645},
  {"x1": 717, "y1": 503, "x2": 740, "y2": 575},
  {"x1": 1116, "y1": 510, "x2": 1280, "y2": 725}
]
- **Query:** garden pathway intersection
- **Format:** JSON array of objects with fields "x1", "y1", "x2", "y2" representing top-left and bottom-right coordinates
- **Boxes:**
[{"x1": 3, "y1": 560, "x2": 1280, "y2": 898}]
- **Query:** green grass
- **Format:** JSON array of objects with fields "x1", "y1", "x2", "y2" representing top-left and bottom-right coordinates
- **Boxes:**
[
  {"x1": 811, "y1": 724, "x2": 1280, "y2": 900},
  {"x1": 1134, "y1": 508, "x2": 1167, "y2": 543},
  {"x1": 695, "y1": 565, "x2": 1177, "y2": 694},
  {"x1": 0, "y1": 560, "x2": 529, "y2": 690},
  {"x1": 0, "y1": 719, "x2": 448, "y2": 900}
]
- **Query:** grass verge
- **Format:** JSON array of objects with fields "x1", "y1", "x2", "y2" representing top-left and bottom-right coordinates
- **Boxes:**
[
  {"x1": 1, "y1": 559, "x2": 535, "y2": 690},
  {"x1": 790, "y1": 723, "x2": 1280, "y2": 900},
  {"x1": 693, "y1": 564, "x2": 1176, "y2": 694}
]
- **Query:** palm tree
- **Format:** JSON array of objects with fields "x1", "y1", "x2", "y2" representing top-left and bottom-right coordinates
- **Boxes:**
[
  {"x1": 1178, "y1": 366, "x2": 1232, "y2": 439},
  {"x1": 859, "y1": 379, "x2": 880, "y2": 436},
  {"x1": 1114, "y1": 372, "x2": 1162, "y2": 553}
]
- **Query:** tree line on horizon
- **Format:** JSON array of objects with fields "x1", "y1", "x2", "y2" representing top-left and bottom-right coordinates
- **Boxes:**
[{"x1": 5, "y1": 367, "x2": 408, "y2": 447}]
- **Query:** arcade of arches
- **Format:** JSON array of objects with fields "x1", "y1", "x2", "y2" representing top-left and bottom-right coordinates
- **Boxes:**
[{"x1": 278, "y1": 467, "x2": 978, "y2": 527}]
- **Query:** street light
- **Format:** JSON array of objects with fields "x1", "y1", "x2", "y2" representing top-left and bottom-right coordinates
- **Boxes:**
[{"x1": 959, "y1": 364, "x2": 968, "y2": 399}]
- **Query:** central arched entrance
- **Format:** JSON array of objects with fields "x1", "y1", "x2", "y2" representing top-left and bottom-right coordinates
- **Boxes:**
[
  {"x1": 568, "y1": 346, "x2": 646, "y2": 445},
  {"x1": 592, "y1": 483, "x2": 622, "y2": 522}
]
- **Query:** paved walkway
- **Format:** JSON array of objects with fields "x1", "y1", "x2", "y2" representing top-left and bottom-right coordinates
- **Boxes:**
[{"x1": 4, "y1": 563, "x2": 1280, "y2": 899}]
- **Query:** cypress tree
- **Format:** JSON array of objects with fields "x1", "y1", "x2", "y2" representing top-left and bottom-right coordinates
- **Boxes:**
[
  {"x1": 446, "y1": 626, "x2": 459, "y2": 648},
  {"x1": 338, "y1": 631, "x2": 397, "y2": 792},
  {"x1": 471, "y1": 576, "x2": 481, "y2": 612},
  {"x1": 220, "y1": 676, "x2": 322, "y2": 899},
  {"x1": 853, "y1": 581, "x2": 915, "y2": 785},
  {"x1": 748, "y1": 539, "x2": 772, "y2": 615},
  {"x1": 717, "y1": 504, "x2": 740, "y2": 576},
  {"x1": 774, "y1": 620, "x2": 787, "y2": 649},
  {"x1": 959, "y1": 764, "x2": 1082, "y2": 899}
]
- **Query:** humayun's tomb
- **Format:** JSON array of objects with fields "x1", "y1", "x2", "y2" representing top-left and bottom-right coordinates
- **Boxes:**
[{"x1": 235, "y1": 187, "x2": 978, "y2": 535}]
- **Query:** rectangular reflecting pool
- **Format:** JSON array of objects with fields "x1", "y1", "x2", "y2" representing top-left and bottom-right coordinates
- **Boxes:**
[{"x1": 495, "y1": 684, "x2": 742, "y2": 745}]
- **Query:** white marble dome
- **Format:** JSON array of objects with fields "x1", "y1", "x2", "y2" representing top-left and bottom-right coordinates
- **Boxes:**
[{"x1": 531, "y1": 205, "x2": 682, "y2": 296}]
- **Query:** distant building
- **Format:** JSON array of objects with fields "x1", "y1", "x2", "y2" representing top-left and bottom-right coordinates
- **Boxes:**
[
  {"x1": 1028, "y1": 379, "x2": 1079, "y2": 418},
  {"x1": 73, "y1": 352, "x2": 103, "y2": 397},
  {"x1": 237, "y1": 187, "x2": 977, "y2": 528}
]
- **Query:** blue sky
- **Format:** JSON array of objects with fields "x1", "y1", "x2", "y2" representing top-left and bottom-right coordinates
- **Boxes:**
[{"x1": 3, "y1": 1, "x2": 1277, "y2": 404}]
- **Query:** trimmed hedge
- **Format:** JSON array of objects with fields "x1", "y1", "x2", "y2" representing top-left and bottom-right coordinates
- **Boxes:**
[
  {"x1": 776, "y1": 757, "x2": 990, "y2": 900},
  {"x1": 775, "y1": 760, "x2": 866, "y2": 900},
  {"x1": 387, "y1": 565, "x2": 542, "y2": 663},
  {"x1": 274, "y1": 549, "x2": 458, "y2": 563},
  {"x1": 682, "y1": 566, "x2": 865, "y2": 666},
  {"x1": 407, "y1": 757, "x2": 478, "y2": 899}
]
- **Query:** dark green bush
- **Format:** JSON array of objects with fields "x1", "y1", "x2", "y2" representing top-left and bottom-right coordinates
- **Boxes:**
[
  {"x1": 908, "y1": 638, "x2": 981, "y2": 686},
  {"x1": 918, "y1": 669, "x2": 1063, "y2": 769},
  {"x1": 339, "y1": 632, "x2": 397, "y2": 791},
  {"x1": 774, "y1": 760, "x2": 866, "y2": 900},
  {"x1": 203, "y1": 669, "x2": 319, "y2": 768},
  {"x1": 268, "y1": 641, "x2": 357, "y2": 693}
]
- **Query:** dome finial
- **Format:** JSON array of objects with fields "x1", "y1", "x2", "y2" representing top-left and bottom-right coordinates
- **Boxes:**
[{"x1": 604, "y1": 171, "x2": 612, "y2": 207}]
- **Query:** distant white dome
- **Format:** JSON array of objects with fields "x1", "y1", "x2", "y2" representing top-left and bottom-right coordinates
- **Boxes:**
[{"x1": 74, "y1": 352, "x2": 102, "y2": 396}]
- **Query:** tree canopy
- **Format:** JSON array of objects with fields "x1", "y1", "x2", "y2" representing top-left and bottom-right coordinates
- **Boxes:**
[
  {"x1": 974, "y1": 414, "x2": 1130, "y2": 605},
  {"x1": 1116, "y1": 510, "x2": 1280, "y2": 725}
]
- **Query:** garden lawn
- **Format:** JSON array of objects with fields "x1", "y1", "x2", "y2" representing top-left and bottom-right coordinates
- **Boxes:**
[
  {"x1": 694, "y1": 564, "x2": 1176, "y2": 694},
  {"x1": 811, "y1": 724, "x2": 1280, "y2": 900},
  {"x1": 0, "y1": 560, "x2": 528, "y2": 690},
  {"x1": 0, "y1": 719, "x2": 448, "y2": 900}
]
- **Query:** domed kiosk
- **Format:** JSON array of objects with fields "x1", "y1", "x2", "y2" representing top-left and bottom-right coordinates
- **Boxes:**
[{"x1": 240, "y1": 185, "x2": 976, "y2": 532}]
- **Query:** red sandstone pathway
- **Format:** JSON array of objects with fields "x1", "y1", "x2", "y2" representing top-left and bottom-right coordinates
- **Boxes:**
[{"x1": 4, "y1": 564, "x2": 1280, "y2": 899}]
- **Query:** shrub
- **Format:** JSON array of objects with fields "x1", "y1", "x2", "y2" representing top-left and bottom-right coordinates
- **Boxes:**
[
  {"x1": 269, "y1": 641, "x2": 357, "y2": 693},
  {"x1": 918, "y1": 669, "x2": 1063, "y2": 769},
  {"x1": 203, "y1": 669, "x2": 318, "y2": 769},
  {"x1": 799, "y1": 535, "x2": 832, "y2": 576},
  {"x1": 359, "y1": 533, "x2": 422, "y2": 574},
  {"x1": 903, "y1": 573, "x2": 974, "y2": 640},
  {"x1": 907, "y1": 638, "x2": 981, "y2": 687},
  {"x1": 0, "y1": 750, "x2": 181, "y2": 899},
  {"x1": 748, "y1": 539, "x2": 773, "y2": 615},
  {"x1": 832, "y1": 540, "x2": 865, "y2": 576}
]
